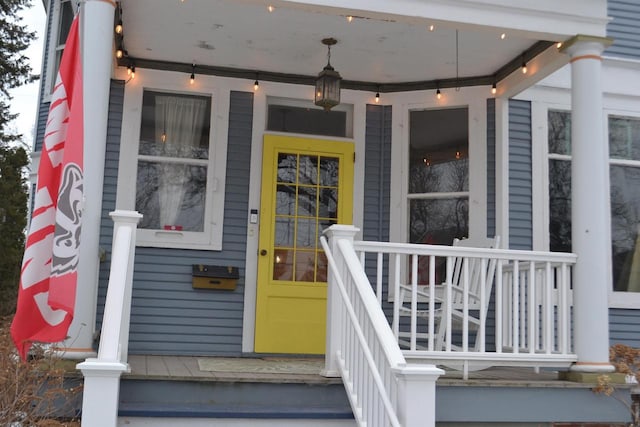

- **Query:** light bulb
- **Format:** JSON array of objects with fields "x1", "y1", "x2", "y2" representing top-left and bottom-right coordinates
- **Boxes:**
[
  {"x1": 500, "y1": 33, "x2": 506, "y2": 40},
  {"x1": 556, "y1": 42, "x2": 563, "y2": 49},
  {"x1": 161, "y1": 132, "x2": 166, "y2": 143},
  {"x1": 254, "y1": 80, "x2": 259, "y2": 91},
  {"x1": 436, "y1": 88, "x2": 442, "y2": 100},
  {"x1": 375, "y1": 92, "x2": 380, "y2": 103},
  {"x1": 267, "y1": 5, "x2": 274, "y2": 12},
  {"x1": 429, "y1": 24, "x2": 435, "y2": 32},
  {"x1": 491, "y1": 83, "x2": 497, "y2": 95},
  {"x1": 522, "y1": 62, "x2": 527, "y2": 74},
  {"x1": 190, "y1": 72, "x2": 195, "y2": 85},
  {"x1": 455, "y1": 150, "x2": 461, "y2": 159},
  {"x1": 347, "y1": 15, "x2": 353, "y2": 23},
  {"x1": 116, "y1": 49, "x2": 123, "y2": 59},
  {"x1": 115, "y1": 20, "x2": 123, "y2": 35},
  {"x1": 130, "y1": 66, "x2": 136, "y2": 79}
]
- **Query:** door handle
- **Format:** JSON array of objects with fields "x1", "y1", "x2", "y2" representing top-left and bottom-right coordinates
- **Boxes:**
[{"x1": 260, "y1": 249, "x2": 267, "y2": 256}]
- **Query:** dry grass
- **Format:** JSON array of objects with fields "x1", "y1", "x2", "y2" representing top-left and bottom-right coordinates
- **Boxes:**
[{"x1": 0, "y1": 316, "x2": 81, "y2": 426}]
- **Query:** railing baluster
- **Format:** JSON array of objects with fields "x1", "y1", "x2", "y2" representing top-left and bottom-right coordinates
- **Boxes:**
[
  {"x1": 428, "y1": 255, "x2": 436, "y2": 352},
  {"x1": 513, "y1": 261, "x2": 520, "y2": 353},
  {"x1": 376, "y1": 252, "x2": 383, "y2": 304},
  {"x1": 411, "y1": 254, "x2": 418, "y2": 351},
  {"x1": 544, "y1": 261, "x2": 553, "y2": 354},
  {"x1": 496, "y1": 260, "x2": 503, "y2": 353},
  {"x1": 479, "y1": 257, "x2": 487, "y2": 352},
  {"x1": 462, "y1": 257, "x2": 469, "y2": 353},
  {"x1": 445, "y1": 256, "x2": 453, "y2": 352},
  {"x1": 528, "y1": 261, "x2": 536, "y2": 354}
]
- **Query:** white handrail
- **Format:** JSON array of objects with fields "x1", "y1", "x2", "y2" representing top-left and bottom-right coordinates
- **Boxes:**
[{"x1": 321, "y1": 236, "x2": 402, "y2": 427}]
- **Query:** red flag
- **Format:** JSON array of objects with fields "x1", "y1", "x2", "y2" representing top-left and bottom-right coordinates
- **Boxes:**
[{"x1": 11, "y1": 14, "x2": 84, "y2": 360}]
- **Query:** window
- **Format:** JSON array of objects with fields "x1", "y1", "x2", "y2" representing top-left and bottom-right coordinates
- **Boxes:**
[
  {"x1": 547, "y1": 111, "x2": 640, "y2": 293},
  {"x1": 48, "y1": 0, "x2": 74, "y2": 94},
  {"x1": 117, "y1": 70, "x2": 226, "y2": 250},
  {"x1": 266, "y1": 96, "x2": 353, "y2": 138},
  {"x1": 408, "y1": 108, "x2": 469, "y2": 283},
  {"x1": 135, "y1": 91, "x2": 212, "y2": 233}
]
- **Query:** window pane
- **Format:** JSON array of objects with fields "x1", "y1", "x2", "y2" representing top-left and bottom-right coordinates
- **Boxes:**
[
  {"x1": 409, "y1": 108, "x2": 468, "y2": 193},
  {"x1": 267, "y1": 104, "x2": 347, "y2": 138},
  {"x1": 277, "y1": 154, "x2": 297, "y2": 183},
  {"x1": 549, "y1": 159, "x2": 572, "y2": 252},
  {"x1": 57, "y1": 1, "x2": 74, "y2": 45},
  {"x1": 139, "y1": 91, "x2": 211, "y2": 159},
  {"x1": 298, "y1": 155, "x2": 318, "y2": 185},
  {"x1": 609, "y1": 116, "x2": 640, "y2": 161},
  {"x1": 548, "y1": 110, "x2": 571, "y2": 155},
  {"x1": 136, "y1": 161, "x2": 207, "y2": 231},
  {"x1": 611, "y1": 165, "x2": 640, "y2": 292},
  {"x1": 409, "y1": 198, "x2": 468, "y2": 245}
]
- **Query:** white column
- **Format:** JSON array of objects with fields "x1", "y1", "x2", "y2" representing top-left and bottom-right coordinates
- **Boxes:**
[
  {"x1": 321, "y1": 224, "x2": 359, "y2": 377},
  {"x1": 59, "y1": 0, "x2": 115, "y2": 359},
  {"x1": 564, "y1": 36, "x2": 614, "y2": 373}
]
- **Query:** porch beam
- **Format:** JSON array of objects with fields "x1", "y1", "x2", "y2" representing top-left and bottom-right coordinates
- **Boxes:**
[
  {"x1": 116, "y1": 41, "x2": 552, "y2": 94},
  {"x1": 562, "y1": 35, "x2": 615, "y2": 373}
]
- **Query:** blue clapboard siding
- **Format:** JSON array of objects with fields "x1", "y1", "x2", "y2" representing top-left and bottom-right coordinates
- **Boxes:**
[
  {"x1": 607, "y1": 0, "x2": 640, "y2": 60},
  {"x1": 97, "y1": 90, "x2": 253, "y2": 356},
  {"x1": 362, "y1": 104, "x2": 392, "y2": 244},
  {"x1": 486, "y1": 98, "x2": 496, "y2": 238},
  {"x1": 34, "y1": 0, "x2": 55, "y2": 153},
  {"x1": 610, "y1": 308, "x2": 640, "y2": 348},
  {"x1": 508, "y1": 99, "x2": 533, "y2": 250}
]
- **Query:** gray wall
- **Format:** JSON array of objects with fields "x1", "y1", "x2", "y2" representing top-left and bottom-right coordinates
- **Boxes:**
[
  {"x1": 508, "y1": 99, "x2": 533, "y2": 250},
  {"x1": 97, "y1": 89, "x2": 253, "y2": 356}
]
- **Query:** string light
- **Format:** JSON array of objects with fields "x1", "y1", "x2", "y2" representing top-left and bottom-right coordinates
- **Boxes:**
[
  {"x1": 429, "y1": 24, "x2": 435, "y2": 32},
  {"x1": 491, "y1": 82, "x2": 497, "y2": 95},
  {"x1": 347, "y1": 15, "x2": 353, "y2": 23},
  {"x1": 556, "y1": 42, "x2": 563, "y2": 49},
  {"x1": 521, "y1": 58, "x2": 528, "y2": 74},
  {"x1": 116, "y1": 48, "x2": 124, "y2": 59},
  {"x1": 189, "y1": 63, "x2": 195, "y2": 85},
  {"x1": 375, "y1": 92, "x2": 380, "y2": 103},
  {"x1": 455, "y1": 150, "x2": 461, "y2": 160},
  {"x1": 436, "y1": 88, "x2": 442, "y2": 100},
  {"x1": 254, "y1": 80, "x2": 259, "y2": 91},
  {"x1": 267, "y1": 5, "x2": 274, "y2": 12},
  {"x1": 115, "y1": 20, "x2": 123, "y2": 35},
  {"x1": 130, "y1": 65, "x2": 136, "y2": 79},
  {"x1": 500, "y1": 33, "x2": 506, "y2": 40}
]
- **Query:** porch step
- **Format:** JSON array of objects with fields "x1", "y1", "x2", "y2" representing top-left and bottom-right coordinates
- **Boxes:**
[
  {"x1": 119, "y1": 355, "x2": 353, "y2": 420},
  {"x1": 119, "y1": 378, "x2": 353, "y2": 419}
]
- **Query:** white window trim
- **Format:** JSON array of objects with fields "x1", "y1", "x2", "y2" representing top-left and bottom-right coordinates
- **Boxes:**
[
  {"x1": 116, "y1": 69, "x2": 229, "y2": 250},
  {"x1": 43, "y1": 0, "x2": 76, "y2": 101},
  {"x1": 531, "y1": 98, "x2": 640, "y2": 309},
  {"x1": 389, "y1": 87, "x2": 488, "y2": 247}
]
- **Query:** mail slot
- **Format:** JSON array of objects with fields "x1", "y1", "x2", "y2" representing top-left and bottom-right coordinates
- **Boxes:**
[{"x1": 192, "y1": 265, "x2": 239, "y2": 290}]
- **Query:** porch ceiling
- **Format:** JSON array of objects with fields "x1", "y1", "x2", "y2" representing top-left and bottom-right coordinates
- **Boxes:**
[{"x1": 117, "y1": 0, "x2": 606, "y2": 93}]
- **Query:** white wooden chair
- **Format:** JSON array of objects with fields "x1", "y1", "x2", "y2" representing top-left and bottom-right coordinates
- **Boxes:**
[{"x1": 397, "y1": 235, "x2": 500, "y2": 352}]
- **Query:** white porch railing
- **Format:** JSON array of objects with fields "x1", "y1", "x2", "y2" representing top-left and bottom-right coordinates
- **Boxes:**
[
  {"x1": 322, "y1": 226, "x2": 443, "y2": 427},
  {"x1": 351, "y1": 238, "x2": 578, "y2": 375},
  {"x1": 77, "y1": 210, "x2": 142, "y2": 427}
]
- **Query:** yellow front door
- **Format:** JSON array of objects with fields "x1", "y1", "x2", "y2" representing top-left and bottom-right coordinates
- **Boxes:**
[{"x1": 255, "y1": 135, "x2": 354, "y2": 354}]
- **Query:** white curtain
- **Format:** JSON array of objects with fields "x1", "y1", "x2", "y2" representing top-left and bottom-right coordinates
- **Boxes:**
[{"x1": 154, "y1": 95, "x2": 207, "y2": 228}]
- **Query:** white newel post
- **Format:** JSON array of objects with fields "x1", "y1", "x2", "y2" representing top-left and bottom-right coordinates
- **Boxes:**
[
  {"x1": 321, "y1": 224, "x2": 359, "y2": 377},
  {"x1": 77, "y1": 210, "x2": 142, "y2": 427},
  {"x1": 393, "y1": 365, "x2": 443, "y2": 427},
  {"x1": 563, "y1": 36, "x2": 615, "y2": 373},
  {"x1": 59, "y1": 0, "x2": 115, "y2": 359}
]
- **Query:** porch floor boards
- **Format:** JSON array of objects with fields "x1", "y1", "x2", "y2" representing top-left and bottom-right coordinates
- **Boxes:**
[{"x1": 124, "y1": 355, "x2": 595, "y2": 388}]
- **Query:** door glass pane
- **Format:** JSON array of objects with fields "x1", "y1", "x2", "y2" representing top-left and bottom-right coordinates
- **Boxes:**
[
  {"x1": 295, "y1": 251, "x2": 316, "y2": 282},
  {"x1": 274, "y1": 217, "x2": 294, "y2": 247},
  {"x1": 272, "y1": 149, "x2": 341, "y2": 283},
  {"x1": 273, "y1": 249, "x2": 294, "y2": 281},
  {"x1": 549, "y1": 159, "x2": 572, "y2": 252},
  {"x1": 298, "y1": 155, "x2": 318, "y2": 184},
  {"x1": 275, "y1": 185, "x2": 295, "y2": 215},
  {"x1": 297, "y1": 186, "x2": 317, "y2": 217},
  {"x1": 320, "y1": 157, "x2": 339, "y2": 186},
  {"x1": 277, "y1": 154, "x2": 297, "y2": 183}
]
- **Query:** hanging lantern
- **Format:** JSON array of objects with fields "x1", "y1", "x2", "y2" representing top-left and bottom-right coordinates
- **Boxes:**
[{"x1": 314, "y1": 38, "x2": 341, "y2": 112}]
